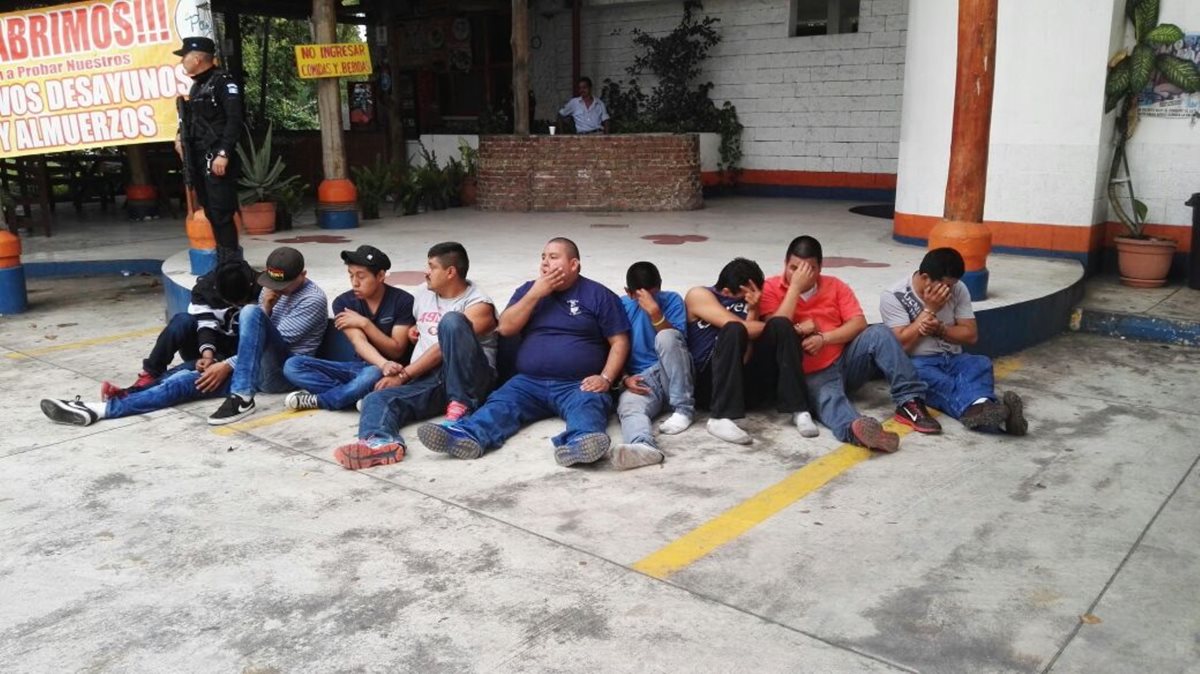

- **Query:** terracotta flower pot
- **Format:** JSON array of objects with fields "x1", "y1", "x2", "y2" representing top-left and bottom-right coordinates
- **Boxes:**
[
  {"x1": 240, "y1": 201, "x2": 277, "y2": 235},
  {"x1": 1115, "y1": 236, "x2": 1176, "y2": 288},
  {"x1": 460, "y1": 177, "x2": 478, "y2": 207}
]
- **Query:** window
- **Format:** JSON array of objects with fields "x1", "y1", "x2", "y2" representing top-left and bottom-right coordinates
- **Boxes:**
[{"x1": 790, "y1": 0, "x2": 860, "y2": 37}]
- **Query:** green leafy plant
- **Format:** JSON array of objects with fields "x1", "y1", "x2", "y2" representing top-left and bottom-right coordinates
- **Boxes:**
[
  {"x1": 457, "y1": 137, "x2": 479, "y2": 176},
  {"x1": 394, "y1": 171, "x2": 422, "y2": 215},
  {"x1": 350, "y1": 155, "x2": 401, "y2": 220},
  {"x1": 1104, "y1": 0, "x2": 1200, "y2": 238},
  {"x1": 600, "y1": 1, "x2": 743, "y2": 179},
  {"x1": 236, "y1": 123, "x2": 300, "y2": 205},
  {"x1": 271, "y1": 179, "x2": 305, "y2": 216}
]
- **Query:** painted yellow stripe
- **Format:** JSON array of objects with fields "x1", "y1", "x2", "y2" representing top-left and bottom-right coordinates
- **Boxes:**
[
  {"x1": 633, "y1": 356, "x2": 1023, "y2": 580},
  {"x1": 211, "y1": 408, "x2": 321, "y2": 436},
  {"x1": 633, "y1": 420, "x2": 916, "y2": 579},
  {"x1": 4, "y1": 327, "x2": 162, "y2": 360}
]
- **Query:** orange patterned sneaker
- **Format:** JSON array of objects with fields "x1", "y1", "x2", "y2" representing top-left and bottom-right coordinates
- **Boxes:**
[{"x1": 334, "y1": 440, "x2": 406, "y2": 470}]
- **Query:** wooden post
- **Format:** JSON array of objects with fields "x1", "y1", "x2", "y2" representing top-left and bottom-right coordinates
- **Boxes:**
[
  {"x1": 223, "y1": 10, "x2": 243, "y2": 86},
  {"x1": 511, "y1": 0, "x2": 530, "y2": 135},
  {"x1": 929, "y1": 0, "x2": 997, "y2": 300},
  {"x1": 382, "y1": 4, "x2": 405, "y2": 164},
  {"x1": 312, "y1": 0, "x2": 356, "y2": 228},
  {"x1": 258, "y1": 17, "x2": 271, "y2": 126},
  {"x1": 126, "y1": 145, "x2": 149, "y2": 186},
  {"x1": 571, "y1": 0, "x2": 581, "y2": 86},
  {"x1": 313, "y1": 0, "x2": 346, "y2": 180}
]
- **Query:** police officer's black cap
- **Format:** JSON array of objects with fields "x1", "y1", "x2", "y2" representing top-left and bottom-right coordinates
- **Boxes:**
[
  {"x1": 173, "y1": 36, "x2": 217, "y2": 56},
  {"x1": 341, "y1": 245, "x2": 391, "y2": 272}
]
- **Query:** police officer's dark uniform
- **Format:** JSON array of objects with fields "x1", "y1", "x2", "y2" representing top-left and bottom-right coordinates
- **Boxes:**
[{"x1": 174, "y1": 36, "x2": 244, "y2": 261}]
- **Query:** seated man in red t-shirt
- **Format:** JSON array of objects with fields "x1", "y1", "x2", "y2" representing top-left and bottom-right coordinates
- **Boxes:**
[{"x1": 760, "y1": 236, "x2": 940, "y2": 453}]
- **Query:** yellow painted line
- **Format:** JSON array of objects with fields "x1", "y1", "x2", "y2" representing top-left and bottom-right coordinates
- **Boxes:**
[
  {"x1": 633, "y1": 356, "x2": 1025, "y2": 580},
  {"x1": 633, "y1": 420, "x2": 916, "y2": 579},
  {"x1": 4, "y1": 327, "x2": 163, "y2": 360},
  {"x1": 211, "y1": 408, "x2": 320, "y2": 436}
]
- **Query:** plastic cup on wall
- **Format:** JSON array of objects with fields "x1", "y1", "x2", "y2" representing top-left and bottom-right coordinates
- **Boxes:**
[{"x1": 549, "y1": 126, "x2": 556, "y2": 136}]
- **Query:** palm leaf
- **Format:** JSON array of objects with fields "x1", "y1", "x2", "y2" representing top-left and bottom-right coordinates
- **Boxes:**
[
  {"x1": 1129, "y1": 44, "x2": 1155, "y2": 92},
  {"x1": 1156, "y1": 54, "x2": 1200, "y2": 92},
  {"x1": 1144, "y1": 23, "x2": 1184, "y2": 46},
  {"x1": 1106, "y1": 59, "x2": 1132, "y2": 97},
  {"x1": 1132, "y1": 0, "x2": 1159, "y2": 42}
]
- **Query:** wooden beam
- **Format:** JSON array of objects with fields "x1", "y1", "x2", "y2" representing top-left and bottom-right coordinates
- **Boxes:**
[
  {"x1": 572, "y1": 0, "x2": 581, "y2": 86},
  {"x1": 381, "y1": 4, "x2": 406, "y2": 165},
  {"x1": 313, "y1": 0, "x2": 347, "y2": 180},
  {"x1": 511, "y1": 0, "x2": 530, "y2": 135},
  {"x1": 943, "y1": 0, "x2": 998, "y2": 224}
]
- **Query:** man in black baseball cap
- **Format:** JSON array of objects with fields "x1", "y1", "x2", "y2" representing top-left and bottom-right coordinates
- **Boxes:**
[
  {"x1": 281, "y1": 244, "x2": 415, "y2": 415},
  {"x1": 259, "y1": 246, "x2": 307, "y2": 291},
  {"x1": 176, "y1": 33, "x2": 244, "y2": 266},
  {"x1": 340, "y1": 244, "x2": 392, "y2": 272}
]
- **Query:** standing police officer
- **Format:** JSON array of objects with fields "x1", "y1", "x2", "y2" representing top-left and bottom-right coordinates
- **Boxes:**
[{"x1": 174, "y1": 36, "x2": 244, "y2": 263}]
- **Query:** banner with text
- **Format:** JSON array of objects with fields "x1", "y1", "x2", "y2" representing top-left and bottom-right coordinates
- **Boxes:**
[
  {"x1": 0, "y1": 0, "x2": 203, "y2": 157},
  {"x1": 294, "y1": 43, "x2": 372, "y2": 79}
]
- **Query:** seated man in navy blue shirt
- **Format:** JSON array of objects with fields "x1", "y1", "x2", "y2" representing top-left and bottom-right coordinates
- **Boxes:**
[
  {"x1": 418, "y1": 237, "x2": 631, "y2": 466},
  {"x1": 283, "y1": 245, "x2": 414, "y2": 411}
]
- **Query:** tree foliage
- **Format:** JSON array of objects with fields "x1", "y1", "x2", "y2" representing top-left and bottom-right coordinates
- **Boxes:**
[{"x1": 237, "y1": 17, "x2": 364, "y2": 131}]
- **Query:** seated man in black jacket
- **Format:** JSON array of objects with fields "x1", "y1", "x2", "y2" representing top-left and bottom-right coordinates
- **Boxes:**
[{"x1": 101, "y1": 261, "x2": 259, "y2": 399}]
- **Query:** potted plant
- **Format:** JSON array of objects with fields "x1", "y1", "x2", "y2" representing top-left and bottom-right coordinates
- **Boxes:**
[
  {"x1": 395, "y1": 170, "x2": 422, "y2": 216},
  {"x1": 457, "y1": 137, "x2": 479, "y2": 207},
  {"x1": 236, "y1": 123, "x2": 298, "y2": 235},
  {"x1": 271, "y1": 180, "x2": 305, "y2": 231},
  {"x1": 351, "y1": 156, "x2": 399, "y2": 220},
  {"x1": 444, "y1": 157, "x2": 466, "y2": 208},
  {"x1": 1104, "y1": 0, "x2": 1200, "y2": 287}
]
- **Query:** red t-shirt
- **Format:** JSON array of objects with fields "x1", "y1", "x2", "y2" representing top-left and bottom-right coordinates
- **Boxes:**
[{"x1": 760, "y1": 274, "x2": 864, "y2": 373}]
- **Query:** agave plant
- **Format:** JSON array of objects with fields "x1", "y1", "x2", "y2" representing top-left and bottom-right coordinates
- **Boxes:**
[
  {"x1": 1104, "y1": 0, "x2": 1200, "y2": 238},
  {"x1": 237, "y1": 123, "x2": 300, "y2": 206}
]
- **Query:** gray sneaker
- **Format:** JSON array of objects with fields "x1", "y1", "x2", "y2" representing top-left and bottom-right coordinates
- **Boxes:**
[
  {"x1": 610, "y1": 443, "x2": 665, "y2": 470},
  {"x1": 555, "y1": 432, "x2": 611, "y2": 467}
]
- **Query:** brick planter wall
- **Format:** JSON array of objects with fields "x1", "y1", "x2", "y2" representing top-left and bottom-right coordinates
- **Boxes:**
[{"x1": 477, "y1": 133, "x2": 703, "y2": 211}]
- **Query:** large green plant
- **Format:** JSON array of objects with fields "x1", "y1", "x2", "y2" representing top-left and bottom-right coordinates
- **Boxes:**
[
  {"x1": 351, "y1": 155, "x2": 401, "y2": 220},
  {"x1": 236, "y1": 123, "x2": 299, "y2": 205},
  {"x1": 600, "y1": 1, "x2": 743, "y2": 178},
  {"x1": 1104, "y1": 0, "x2": 1200, "y2": 238}
]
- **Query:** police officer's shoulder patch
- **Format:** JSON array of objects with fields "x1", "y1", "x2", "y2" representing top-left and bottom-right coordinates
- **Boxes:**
[{"x1": 226, "y1": 82, "x2": 239, "y2": 95}]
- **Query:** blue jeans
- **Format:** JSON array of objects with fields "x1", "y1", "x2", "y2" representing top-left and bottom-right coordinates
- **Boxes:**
[
  {"x1": 283, "y1": 356, "x2": 381, "y2": 410},
  {"x1": 229, "y1": 305, "x2": 295, "y2": 398},
  {"x1": 911, "y1": 352, "x2": 996, "y2": 419},
  {"x1": 617, "y1": 329, "x2": 694, "y2": 448},
  {"x1": 105, "y1": 367, "x2": 224, "y2": 419},
  {"x1": 805, "y1": 324, "x2": 928, "y2": 442},
  {"x1": 358, "y1": 312, "x2": 496, "y2": 446},
  {"x1": 457, "y1": 374, "x2": 612, "y2": 452}
]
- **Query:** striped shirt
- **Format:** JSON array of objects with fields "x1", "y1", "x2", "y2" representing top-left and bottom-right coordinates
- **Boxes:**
[{"x1": 269, "y1": 279, "x2": 328, "y2": 355}]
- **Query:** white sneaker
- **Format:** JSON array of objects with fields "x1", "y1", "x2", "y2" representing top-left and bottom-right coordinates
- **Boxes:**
[
  {"x1": 610, "y1": 443, "x2": 666, "y2": 470},
  {"x1": 658, "y1": 412, "x2": 693, "y2": 435},
  {"x1": 356, "y1": 399, "x2": 364, "y2": 413},
  {"x1": 794, "y1": 411, "x2": 819, "y2": 438},
  {"x1": 285, "y1": 391, "x2": 319, "y2": 411},
  {"x1": 707, "y1": 418, "x2": 751, "y2": 445}
]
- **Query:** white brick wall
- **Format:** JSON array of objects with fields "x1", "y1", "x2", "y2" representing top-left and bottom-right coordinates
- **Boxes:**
[{"x1": 530, "y1": 0, "x2": 908, "y2": 177}]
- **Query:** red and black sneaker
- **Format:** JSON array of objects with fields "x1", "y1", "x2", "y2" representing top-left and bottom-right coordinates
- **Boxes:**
[{"x1": 895, "y1": 399, "x2": 942, "y2": 434}]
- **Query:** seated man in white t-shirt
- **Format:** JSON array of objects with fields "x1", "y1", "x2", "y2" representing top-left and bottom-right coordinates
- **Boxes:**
[
  {"x1": 558, "y1": 76, "x2": 610, "y2": 134},
  {"x1": 879, "y1": 247, "x2": 1027, "y2": 435},
  {"x1": 333, "y1": 242, "x2": 499, "y2": 470}
]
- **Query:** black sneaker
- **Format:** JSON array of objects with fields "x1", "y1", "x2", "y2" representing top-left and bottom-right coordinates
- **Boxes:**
[
  {"x1": 208, "y1": 394, "x2": 256, "y2": 426},
  {"x1": 960, "y1": 400, "x2": 1009, "y2": 431},
  {"x1": 894, "y1": 399, "x2": 942, "y2": 434},
  {"x1": 1003, "y1": 391, "x2": 1028, "y2": 436},
  {"x1": 40, "y1": 397, "x2": 98, "y2": 426}
]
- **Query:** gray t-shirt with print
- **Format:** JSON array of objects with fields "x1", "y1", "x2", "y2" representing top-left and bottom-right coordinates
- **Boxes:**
[
  {"x1": 879, "y1": 277, "x2": 974, "y2": 357},
  {"x1": 410, "y1": 282, "x2": 498, "y2": 367}
]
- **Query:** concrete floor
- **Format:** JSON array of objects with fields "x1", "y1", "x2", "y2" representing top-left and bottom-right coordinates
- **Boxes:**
[
  {"x1": 1080, "y1": 274, "x2": 1200, "y2": 324},
  {"x1": 2, "y1": 271, "x2": 1198, "y2": 673}
]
